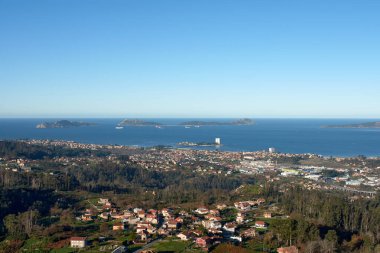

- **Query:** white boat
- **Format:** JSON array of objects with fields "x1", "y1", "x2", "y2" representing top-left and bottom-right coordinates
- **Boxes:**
[
  {"x1": 115, "y1": 126, "x2": 124, "y2": 130},
  {"x1": 185, "y1": 126, "x2": 191, "y2": 128}
]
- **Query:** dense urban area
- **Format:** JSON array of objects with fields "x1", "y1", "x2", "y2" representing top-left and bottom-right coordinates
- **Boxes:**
[{"x1": 1, "y1": 140, "x2": 380, "y2": 253}]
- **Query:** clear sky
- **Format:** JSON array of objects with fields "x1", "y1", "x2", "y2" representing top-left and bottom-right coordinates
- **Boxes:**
[{"x1": 0, "y1": 0, "x2": 379, "y2": 118}]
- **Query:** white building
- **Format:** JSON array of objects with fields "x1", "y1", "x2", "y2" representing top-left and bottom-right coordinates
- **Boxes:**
[
  {"x1": 268, "y1": 147, "x2": 276, "y2": 153},
  {"x1": 215, "y1": 138, "x2": 221, "y2": 145},
  {"x1": 70, "y1": 237, "x2": 87, "y2": 248}
]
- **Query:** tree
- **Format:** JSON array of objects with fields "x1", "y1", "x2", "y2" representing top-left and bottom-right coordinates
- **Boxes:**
[
  {"x1": 3, "y1": 214, "x2": 26, "y2": 239},
  {"x1": 60, "y1": 209, "x2": 75, "y2": 225},
  {"x1": 19, "y1": 210, "x2": 40, "y2": 236},
  {"x1": 325, "y1": 230, "x2": 338, "y2": 245}
]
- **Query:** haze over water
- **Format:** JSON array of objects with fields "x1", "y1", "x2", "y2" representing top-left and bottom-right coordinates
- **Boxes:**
[{"x1": 1, "y1": 118, "x2": 380, "y2": 157}]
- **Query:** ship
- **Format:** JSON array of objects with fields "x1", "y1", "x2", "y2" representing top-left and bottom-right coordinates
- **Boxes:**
[{"x1": 115, "y1": 126, "x2": 124, "y2": 130}]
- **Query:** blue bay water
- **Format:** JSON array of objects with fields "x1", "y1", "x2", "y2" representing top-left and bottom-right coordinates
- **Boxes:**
[{"x1": 0, "y1": 118, "x2": 380, "y2": 157}]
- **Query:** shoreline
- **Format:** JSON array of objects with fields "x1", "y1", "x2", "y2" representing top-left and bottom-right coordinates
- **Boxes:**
[{"x1": 2, "y1": 138, "x2": 379, "y2": 159}]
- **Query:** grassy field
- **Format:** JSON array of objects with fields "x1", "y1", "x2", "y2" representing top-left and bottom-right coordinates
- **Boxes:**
[
  {"x1": 50, "y1": 247, "x2": 76, "y2": 253},
  {"x1": 152, "y1": 240, "x2": 192, "y2": 252},
  {"x1": 21, "y1": 237, "x2": 49, "y2": 252}
]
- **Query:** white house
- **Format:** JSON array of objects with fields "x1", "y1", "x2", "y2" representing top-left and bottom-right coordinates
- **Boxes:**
[{"x1": 70, "y1": 237, "x2": 87, "y2": 248}]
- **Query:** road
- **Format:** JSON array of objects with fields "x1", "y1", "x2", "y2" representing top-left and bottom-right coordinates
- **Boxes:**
[{"x1": 132, "y1": 239, "x2": 164, "y2": 253}]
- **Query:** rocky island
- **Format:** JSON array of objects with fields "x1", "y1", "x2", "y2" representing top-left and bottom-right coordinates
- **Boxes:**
[
  {"x1": 323, "y1": 121, "x2": 380, "y2": 128},
  {"x1": 179, "y1": 118, "x2": 254, "y2": 126},
  {"x1": 36, "y1": 120, "x2": 95, "y2": 129},
  {"x1": 118, "y1": 119, "x2": 162, "y2": 127}
]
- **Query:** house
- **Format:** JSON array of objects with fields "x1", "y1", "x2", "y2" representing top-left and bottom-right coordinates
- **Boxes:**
[
  {"x1": 70, "y1": 237, "x2": 87, "y2": 248},
  {"x1": 146, "y1": 214, "x2": 158, "y2": 224},
  {"x1": 99, "y1": 212, "x2": 110, "y2": 220},
  {"x1": 264, "y1": 212, "x2": 272, "y2": 218},
  {"x1": 195, "y1": 237, "x2": 210, "y2": 248},
  {"x1": 255, "y1": 221, "x2": 268, "y2": 228},
  {"x1": 81, "y1": 213, "x2": 93, "y2": 221},
  {"x1": 158, "y1": 228, "x2": 169, "y2": 235},
  {"x1": 127, "y1": 217, "x2": 140, "y2": 224},
  {"x1": 207, "y1": 228, "x2": 222, "y2": 235},
  {"x1": 223, "y1": 222, "x2": 237, "y2": 233},
  {"x1": 195, "y1": 207, "x2": 209, "y2": 215},
  {"x1": 136, "y1": 231, "x2": 149, "y2": 242},
  {"x1": 103, "y1": 202, "x2": 112, "y2": 210},
  {"x1": 136, "y1": 223, "x2": 151, "y2": 233},
  {"x1": 241, "y1": 228, "x2": 256, "y2": 238},
  {"x1": 236, "y1": 212, "x2": 245, "y2": 223},
  {"x1": 112, "y1": 223, "x2": 125, "y2": 231},
  {"x1": 190, "y1": 230, "x2": 203, "y2": 237},
  {"x1": 230, "y1": 236, "x2": 242, "y2": 242},
  {"x1": 161, "y1": 208, "x2": 171, "y2": 217},
  {"x1": 177, "y1": 232, "x2": 190, "y2": 241},
  {"x1": 216, "y1": 204, "x2": 227, "y2": 210},
  {"x1": 175, "y1": 217, "x2": 184, "y2": 223},
  {"x1": 209, "y1": 216, "x2": 222, "y2": 222},
  {"x1": 167, "y1": 220, "x2": 178, "y2": 229},
  {"x1": 234, "y1": 201, "x2": 251, "y2": 211},
  {"x1": 277, "y1": 246, "x2": 299, "y2": 253},
  {"x1": 202, "y1": 220, "x2": 222, "y2": 230},
  {"x1": 256, "y1": 198, "x2": 265, "y2": 205},
  {"x1": 123, "y1": 210, "x2": 133, "y2": 218},
  {"x1": 111, "y1": 212, "x2": 124, "y2": 219},
  {"x1": 137, "y1": 210, "x2": 146, "y2": 219},
  {"x1": 209, "y1": 209, "x2": 220, "y2": 216}
]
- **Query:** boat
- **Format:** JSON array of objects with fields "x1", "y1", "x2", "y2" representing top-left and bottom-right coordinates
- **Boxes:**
[
  {"x1": 115, "y1": 126, "x2": 124, "y2": 130},
  {"x1": 185, "y1": 126, "x2": 191, "y2": 129},
  {"x1": 155, "y1": 125, "x2": 163, "y2": 129}
]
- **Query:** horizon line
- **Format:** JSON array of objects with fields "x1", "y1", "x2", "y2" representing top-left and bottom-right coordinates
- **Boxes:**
[{"x1": 0, "y1": 116, "x2": 379, "y2": 120}]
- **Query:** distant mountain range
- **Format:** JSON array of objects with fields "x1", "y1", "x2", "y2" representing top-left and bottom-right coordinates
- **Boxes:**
[
  {"x1": 323, "y1": 121, "x2": 380, "y2": 128},
  {"x1": 36, "y1": 120, "x2": 95, "y2": 129}
]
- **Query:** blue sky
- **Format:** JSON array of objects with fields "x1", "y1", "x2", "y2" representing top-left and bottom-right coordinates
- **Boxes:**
[{"x1": 0, "y1": 0, "x2": 379, "y2": 118}]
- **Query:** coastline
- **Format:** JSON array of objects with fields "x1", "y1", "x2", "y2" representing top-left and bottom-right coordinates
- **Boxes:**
[
  {"x1": 3, "y1": 138, "x2": 378, "y2": 159},
  {"x1": 1, "y1": 118, "x2": 380, "y2": 157}
]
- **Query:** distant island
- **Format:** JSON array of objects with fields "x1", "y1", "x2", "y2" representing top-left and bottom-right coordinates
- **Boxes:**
[
  {"x1": 179, "y1": 118, "x2": 254, "y2": 126},
  {"x1": 118, "y1": 119, "x2": 162, "y2": 127},
  {"x1": 117, "y1": 118, "x2": 254, "y2": 127},
  {"x1": 323, "y1": 121, "x2": 380, "y2": 128},
  {"x1": 36, "y1": 120, "x2": 95, "y2": 129}
]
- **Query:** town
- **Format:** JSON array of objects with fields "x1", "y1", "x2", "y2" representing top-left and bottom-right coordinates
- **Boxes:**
[
  {"x1": 0, "y1": 140, "x2": 380, "y2": 252},
  {"x1": 14, "y1": 139, "x2": 380, "y2": 195},
  {"x1": 69, "y1": 196, "x2": 277, "y2": 252}
]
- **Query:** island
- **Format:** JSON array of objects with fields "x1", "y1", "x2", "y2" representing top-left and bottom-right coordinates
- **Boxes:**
[
  {"x1": 118, "y1": 119, "x2": 162, "y2": 127},
  {"x1": 179, "y1": 118, "x2": 254, "y2": 126},
  {"x1": 323, "y1": 122, "x2": 380, "y2": 128},
  {"x1": 36, "y1": 120, "x2": 95, "y2": 129}
]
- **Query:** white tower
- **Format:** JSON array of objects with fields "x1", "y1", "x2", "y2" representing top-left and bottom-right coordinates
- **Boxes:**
[{"x1": 215, "y1": 138, "x2": 221, "y2": 145}]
